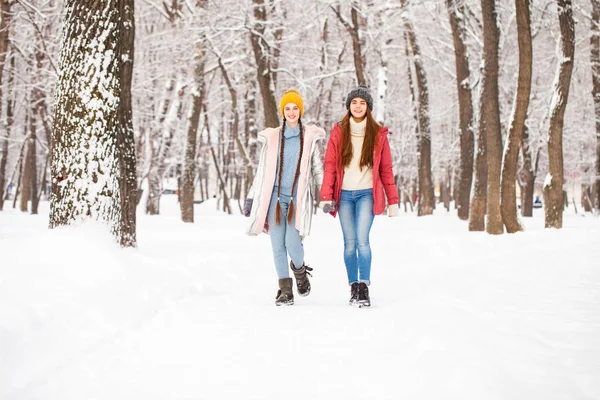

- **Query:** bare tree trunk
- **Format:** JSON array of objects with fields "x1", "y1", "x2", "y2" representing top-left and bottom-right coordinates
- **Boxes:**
[
  {"x1": 332, "y1": 4, "x2": 366, "y2": 85},
  {"x1": 269, "y1": 0, "x2": 284, "y2": 89},
  {"x1": 402, "y1": 4, "x2": 435, "y2": 216},
  {"x1": 519, "y1": 126, "x2": 538, "y2": 216},
  {"x1": 21, "y1": 109, "x2": 38, "y2": 214},
  {"x1": 0, "y1": 55, "x2": 13, "y2": 211},
  {"x1": 442, "y1": 165, "x2": 451, "y2": 211},
  {"x1": 180, "y1": 36, "x2": 206, "y2": 223},
  {"x1": 146, "y1": 78, "x2": 175, "y2": 215},
  {"x1": 480, "y1": 0, "x2": 503, "y2": 235},
  {"x1": 6, "y1": 126, "x2": 26, "y2": 207},
  {"x1": 591, "y1": 0, "x2": 600, "y2": 214},
  {"x1": 146, "y1": 145, "x2": 162, "y2": 214},
  {"x1": 349, "y1": 6, "x2": 366, "y2": 85},
  {"x1": 446, "y1": 0, "x2": 475, "y2": 221},
  {"x1": 12, "y1": 144, "x2": 22, "y2": 209},
  {"x1": 0, "y1": 1, "x2": 13, "y2": 211},
  {"x1": 204, "y1": 106, "x2": 231, "y2": 214},
  {"x1": 501, "y1": 0, "x2": 532, "y2": 233},
  {"x1": 544, "y1": 0, "x2": 574, "y2": 229},
  {"x1": 217, "y1": 63, "x2": 242, "y2": 158},
  {"x1": 115, "y1": 0, "x2": 137, "y2": 247},
  {"x1": 38, "y1": 153, "x2": 49, "y2": 204},
  {"x1": 581, "y1": 183, "x2": 593, "y2": 212},
  {"x1": 469, "y1": 63, "x2": 488, "y2": 231},
  {"x1": 217, "y1": 54, "x2": 252, "y2": 201},
  {"x1": 249, "y1": 0, "x2": 279, "y2": 128},
  {"x1": 25, "y1": 34, "x2": 51, "y2": 215},
  {"x1": 404, "y1": 30, "x2": 418, "y2": 141},
  {"x1": 244, "y1": 75, "x2": 258, "y2": 198},
  {"x1": 146, "y1": 78, "x2": 184, "y2": 215},
  {"x1": 50, "y1": 0, "x2": 133, "y2": 244}
]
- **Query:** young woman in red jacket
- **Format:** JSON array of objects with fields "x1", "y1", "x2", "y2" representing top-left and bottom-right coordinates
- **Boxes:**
[{"x1": 319, "y1": 84, "x2": 399, "y2": 307}]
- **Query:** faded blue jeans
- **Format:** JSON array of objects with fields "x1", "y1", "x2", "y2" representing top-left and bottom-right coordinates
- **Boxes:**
[
  {"x1": 267, "y1": 192, "x2": 304, "y2": 279},
  {"x1": 338, "y1": 189, "x2": 375, "y2": 285}
]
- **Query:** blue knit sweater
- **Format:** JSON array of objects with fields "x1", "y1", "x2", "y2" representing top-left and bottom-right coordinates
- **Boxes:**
[{"x1": 274, "y1": 124, "x2": 302, "y2": 197}]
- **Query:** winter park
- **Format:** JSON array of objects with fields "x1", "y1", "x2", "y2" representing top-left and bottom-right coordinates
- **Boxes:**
[{"x1": 1, "y1": 0, "x2": 600, "y2": 399}]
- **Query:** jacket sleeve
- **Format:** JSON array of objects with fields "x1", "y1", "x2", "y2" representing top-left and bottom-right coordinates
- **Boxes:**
[
  {"x1": 379, "y1": 134, "x2": 399, "y2": 205},
  {"x1": 319, "y1": 125, "x2": 339, "y2": 202}
]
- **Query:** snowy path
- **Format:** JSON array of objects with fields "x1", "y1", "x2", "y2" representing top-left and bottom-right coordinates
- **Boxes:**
[{"x1": 1, "y1": 200, "x2": 599, "y2": 399}]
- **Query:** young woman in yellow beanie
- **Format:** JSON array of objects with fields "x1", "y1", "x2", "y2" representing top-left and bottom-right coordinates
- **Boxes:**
[{"x1": 244, "y1": 89, "x2": 326, "y2": 306}]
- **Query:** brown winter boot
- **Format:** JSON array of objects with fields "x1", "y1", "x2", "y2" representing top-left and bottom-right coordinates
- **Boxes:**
[
  {"x1": 275, "y1": 278, "x2": 294, "y2": 306},
  {"x1": 290, "y1": 261, "x2": 313, "y2": 297}
]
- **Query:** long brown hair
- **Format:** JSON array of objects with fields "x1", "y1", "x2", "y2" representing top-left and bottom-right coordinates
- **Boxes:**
[
  {"x1": 339, "y1": 107, "x2": 381, "y2": 169},
  {"x1": 275, "y1": 117, "x2": 304, "y2": 225}
]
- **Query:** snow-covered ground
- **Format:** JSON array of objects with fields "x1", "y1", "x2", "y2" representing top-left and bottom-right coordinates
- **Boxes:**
[{"x1": 1, "y1": 198, "x2": 599, "y2": 400}]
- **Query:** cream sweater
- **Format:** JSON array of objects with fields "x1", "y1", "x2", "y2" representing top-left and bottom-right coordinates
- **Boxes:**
[
  {"x1": 320, "y1": 118, "x2": 398, "y2": 216},
  {"x1": 342, "y1": 118, "x2": 373, "y2": 190}
]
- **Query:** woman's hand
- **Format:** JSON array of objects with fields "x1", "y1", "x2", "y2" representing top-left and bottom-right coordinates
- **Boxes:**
[{"x1": 320, "y1": 200, "x2": 336, "y2": 214}]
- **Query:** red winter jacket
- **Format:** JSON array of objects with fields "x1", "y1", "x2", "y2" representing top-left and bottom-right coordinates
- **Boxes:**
[{"x1": 319, "y1": 123, "x2": 399, "y2": 217}]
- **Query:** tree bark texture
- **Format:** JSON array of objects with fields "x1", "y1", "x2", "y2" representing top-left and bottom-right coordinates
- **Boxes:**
[
  {"x1": 446, "y1": 0, "x2": 475, "y2": 221},
  {"x1": 0, "y1": 0, "x2": 13, "y2": 211},
  {"x1": 469, "y1": 66, "x2": 488, "y2": 231},
  {"x1": 500, "y1": 0, "x2": 532, "y2": 233},
  {"x1": 519, "y1": 126, "x2": 538, "y2": 217},
  {"x1": 50, "y1": 0, "x2": 136, "y2": 246},
  {"x1": 250, "y1": 0, "x2": 279, "y2": 128},
  {"x1": 403, "y1": 9, "x2": 435, "y2": 216},
  {"x1": 116, "y1": 0, "x2": 137, "y2": 247},
  {"x1": 180, "y1": 39, "x2": 206, "y2": 223},
  {"x1": 21, "y1": 107, "x2": 38, "y2": 214},
  {"x1": 480, "y1": 0, "x2": 503, "y2": 235},
  {"x1": 332, "y1": 4, "x2": 366, "y2": 85},
  {"x1": 544, "y1": 0, "x2": 574, "y2": 229}
]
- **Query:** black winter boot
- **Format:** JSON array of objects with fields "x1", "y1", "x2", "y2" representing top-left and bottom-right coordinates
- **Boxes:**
[
  {"x1": 290, "y1": 261, "x2": 313, "y2": 297},
  {"x1": 357, "y1": 282, "x2": 371, "y2": 308},
  {"x1": 275, "y1": 278, "x2": 294, "y2": 306},
  {"x1": 349, "y1": 282, "x2": 360, "y2": 306}
]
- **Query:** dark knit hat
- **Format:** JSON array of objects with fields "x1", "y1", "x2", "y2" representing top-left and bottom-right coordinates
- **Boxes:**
[{"x1": 345, "y1": 83, "x2": 373, "y2": 111}]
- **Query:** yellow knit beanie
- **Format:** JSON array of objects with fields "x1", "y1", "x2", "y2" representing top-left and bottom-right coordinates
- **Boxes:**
[{"x1": 279, "y1": 88, "x2": 304, "y2": 117}]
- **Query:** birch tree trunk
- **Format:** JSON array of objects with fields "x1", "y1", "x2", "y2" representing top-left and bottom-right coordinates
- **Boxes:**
[
  {"x1": 481, "y1": 0, "x2": 503, "y2": 235},
  {"x1": 591, "y1": 0, "x2": 600, "y2": 214},
  {"x1": 50, "y1": 0, "x2": 135, "y2": 245},
  {"x1": 500, "y1": 0, "x2": 532, "y2": 233},
  {"x1": 544, "y1": 0, "x2": 574, "y2": 229},
  {"x1": 446, "y1": 0, "x2": 475, "y2": 221}
]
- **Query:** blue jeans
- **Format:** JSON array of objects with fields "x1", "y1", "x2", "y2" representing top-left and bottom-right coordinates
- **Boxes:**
[
  {"x1": 338, "y1": 189, "x2": 375, "y2": 285},
  {"x1": 267, "y1": 192, "x2": 304, "y2": 279}
]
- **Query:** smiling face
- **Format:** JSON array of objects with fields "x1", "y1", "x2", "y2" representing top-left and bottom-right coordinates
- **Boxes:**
[
  {"x1": 283, "y1": 103, "x2": 300, "y2": 125},
  {"x1": 350, "y1": 98, "x2": 367, "y2": 120}
]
